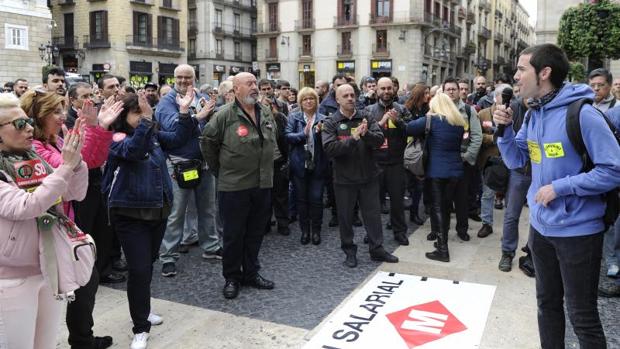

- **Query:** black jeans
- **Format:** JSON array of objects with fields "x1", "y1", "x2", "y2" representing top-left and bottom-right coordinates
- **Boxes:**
[
  {"x1": 292, "y1": 173, "x2": 324, "y2": 233},
  {"x1": 379, "y1": 164, "x2": 407, "y2": 234},
  {"x1": 429, "y1": 178, "x2": 459, "y2": 238},
  {"x1": 529, "y1": 227, "x2": 606, "y2": 349},
  {"x1": 113, "y1": 215, "x2": 167, "y2": 334},
  {"x1": 219, "y1": 188, "x2": 271, "y2": 282},
  {"x1": 271, "y1": 160, "x2": 289, "y2": 229},
  {"x1": 334, "y1": 180, "x2": 383, "y2": 253},
  {"x1": 454, "y1": 162, "x2": 476, "y2": 234},
  {"x1": 66, "y1": 267, "x2": 99, "y2": 349}
]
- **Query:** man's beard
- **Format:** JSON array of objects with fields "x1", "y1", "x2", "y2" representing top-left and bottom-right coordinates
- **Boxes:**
[{"x1": 243, "y1": 95, "x2": 257, "y2": 105}]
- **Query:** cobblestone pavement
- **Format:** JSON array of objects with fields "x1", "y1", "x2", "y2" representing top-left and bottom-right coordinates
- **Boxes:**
[{"x1": 106, "y1": 205, "x2": 620, "y2": 347}]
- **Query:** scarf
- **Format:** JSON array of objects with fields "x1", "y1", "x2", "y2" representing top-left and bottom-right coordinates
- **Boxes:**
[{"x1": 526, "y1": 88, "x2": 560, "y2": 110}]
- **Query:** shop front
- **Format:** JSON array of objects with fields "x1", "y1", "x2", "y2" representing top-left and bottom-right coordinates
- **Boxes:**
[
  {"x1": 370, "y1": 59, "x2": 392, "y2": 80},
  {"x1": 298, "y1": 63, "x2": 315, "y2": 88},
  {"x1": 129, "y1": 61, "x2": 153, "y2": 88},
  {"x1": 90, "y1": 63, "x2": 111, "y2": 84},
  {"x1": 213, "y1": 64, "x2": 226, "y2": 85},
  {"x1": 229, "y1": 66, "x2": 245, "y2": 76},
  {"x1": 266, "y1": 63, "x2": 281, "y2": 80},
  {"x1": 158, "y1": 63, "x2": 177, "y2": 86},
  {"x1": 336, "y1": 60, "x2": 356, "y2": 79}
]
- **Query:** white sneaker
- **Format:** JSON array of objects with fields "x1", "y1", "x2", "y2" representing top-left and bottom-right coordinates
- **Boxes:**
[
  {"x1": 608, "y1": 264, "x2": 620, "y2": 277},
  {"x1": 147, "y1": 313, "x2": 163, "y2": 326},
  {"x1": 130, "y1": 332, "x2": 149, "y2": 349}
]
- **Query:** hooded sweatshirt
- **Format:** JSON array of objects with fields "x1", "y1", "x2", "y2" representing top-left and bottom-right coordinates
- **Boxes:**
[{"x1": 498, "y1": 83, "x2": 620, "y2": 237}]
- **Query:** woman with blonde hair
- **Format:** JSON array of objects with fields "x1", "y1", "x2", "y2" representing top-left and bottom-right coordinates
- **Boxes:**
[
  {"x1": 0, "y1": 92, "x2": 88, "y2": 348},
  {"x1": 407, "y1": 92, "x2": 465, "y2": 262},
  {"x1": 285, "y1": 87, "x2": 328, "y2": 245}
]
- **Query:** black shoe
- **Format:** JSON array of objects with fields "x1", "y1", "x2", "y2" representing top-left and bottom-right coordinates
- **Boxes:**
[
  {"x1": 370, "y1": 249, "x2": 399, "y2": 263},
  {"x1": 311, "y1": 232, "x2": 321, "y2": 245},
  {"x1": 427, "y1": 231, "x2": 438, "y2": 241},
  {"x1": 494, "y1": 198, "x2": 504, "y2": 210},
  {"x1": 223, "y1": 280, "x2": 240, "y2": 299},
  {"x1": 498, "y1": 252, "x2": 514, "y2": 272},
  {"x1": 161, "y1": 262, "x2": 177, "y2": 277},
  {"x1": 112, "y1": 258, "x2": 128, "y2": 272},
  {"x1": 99, "y1": 272, "x2": 126, "y2": 284},
  {"x1": 394, "y1": 232, "x2": 409, "y2": 246},
  {"x1": 344, "y1": 253, "x2": 357, "y2": 268},
  {"x1": 385, "y1": 222, "x2": 392, "y2": 230},
  {"x1": 300, "y1": 231, "x2": 310, "y2": 245},
  {"x1": 363, "y1": 235, "x2": 369, "y2": 244},
  {"x1": 468, "y1": 213, "x2": 482, "y2": 222},
  {"x1": 410, "y1": 214, "x2": 424, "y2": 226},
  {"x1": 457, "y1": 231, "x2": 471, "y2": 241},
  {"x1": 425, "y1": 249, "x2": 450, "y2": 262},
  {"x1": 353, "y1": 215, "x2": 363, "y2": 227},
  {"x1": 243, "y1": 274, "x2": 275, "y2": 289},
  {"x1": 93, "y1": 335, "x2": 113, "y2": 349},
  {"x1": 278, "y1": 226, "x2": 290, "y2": 236},
  {"x1": 381, "y1": 203, "x2": 389, "y2": 214},
  {"x1": 178, "y1": 244, "x2": 191, "y2": 254},
  {"x1": 477, "y1": 224, "x2": 493, "y2": 238},
  {"x1": 328, "y1": 215, "x2": 339, "y2": 227},
  {"x1": 598, "y1": 284, "x2": 620, "y2": 298}
]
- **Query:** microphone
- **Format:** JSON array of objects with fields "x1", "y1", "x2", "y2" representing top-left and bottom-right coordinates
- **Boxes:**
[{"x1": 496, "y1": 87, "x2": 514, "y2": 137}]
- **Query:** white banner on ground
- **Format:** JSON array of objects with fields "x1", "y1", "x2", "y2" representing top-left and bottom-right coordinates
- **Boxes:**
[{"x1": 303, "y1": 271, "x2": 496, "y2": 349}]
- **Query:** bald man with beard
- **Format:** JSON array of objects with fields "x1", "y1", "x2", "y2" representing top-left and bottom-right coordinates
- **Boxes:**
[
  {"x1": 201, "y1": 72, "x2": 277, "y2": 299},
  {"x1": 322, "y1": 84, "x2": 399, "y2": 268}
]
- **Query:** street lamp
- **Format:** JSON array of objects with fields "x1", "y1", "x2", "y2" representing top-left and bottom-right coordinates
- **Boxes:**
[{"x1": 38, "y1": 42, "x2": 59, "y2": 66}]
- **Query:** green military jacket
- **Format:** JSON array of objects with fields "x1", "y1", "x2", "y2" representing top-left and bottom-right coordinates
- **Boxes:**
[{"x1": 200, "y1": 101, "x2": 277, "y2": 191}]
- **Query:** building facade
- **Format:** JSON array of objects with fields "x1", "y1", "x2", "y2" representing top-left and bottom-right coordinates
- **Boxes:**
[
  {"x1": 254, "y1": 0, "x2": 534, "y2": 89},
  {"x1": 49, "y1": 0, "x2": 187, "y2": 87},
  {"x1": 0, "y1": 0, "x2": 53, "y2": 85},
  {"x1": 188, "y1": 0, "x2": 257, "y2": 86}
]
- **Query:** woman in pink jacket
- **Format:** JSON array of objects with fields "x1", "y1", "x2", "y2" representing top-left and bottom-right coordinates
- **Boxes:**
[{"x1": 0, "y1": 92, "x2": 88, "y2": 348}]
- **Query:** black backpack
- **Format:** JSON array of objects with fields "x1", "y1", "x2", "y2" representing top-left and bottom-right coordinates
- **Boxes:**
[{"x1": 565, "y1": 98, "x2": 620, "y2": 229}]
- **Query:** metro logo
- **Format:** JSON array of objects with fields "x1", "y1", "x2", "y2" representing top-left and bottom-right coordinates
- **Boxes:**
[{"x1": 386, "y1": 300, "x2": 467, "y2": 348}]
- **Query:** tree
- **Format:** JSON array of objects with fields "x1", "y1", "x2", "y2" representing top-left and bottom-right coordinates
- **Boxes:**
[{"x1": 557, "y1": 0, "x2": 620, "y2": 69}]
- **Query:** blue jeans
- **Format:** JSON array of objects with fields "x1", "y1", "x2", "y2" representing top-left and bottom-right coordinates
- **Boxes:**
[
  {"x1": 529, "y1": 227, "x2": 606, "y2": 348},
  {"x1": 181, "y1": 193, "x2": 198, "y2": 245},
  {"x1": 159, "y1": 165, "x2": 220, "y2": 264},
  {"x1": 501, "y1": 170, "x2": 531, "y2": 253},
  {"x1": 480, "y1": 182, "x2": 495, "y2": 225},
  {"x1": 615, "y1": 216, "x2": 620, "y2": 285}
]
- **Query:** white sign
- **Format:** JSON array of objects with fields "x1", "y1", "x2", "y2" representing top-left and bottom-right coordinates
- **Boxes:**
[{"x1": 303, "y1": 272, "x2": 496, "y2": 349}]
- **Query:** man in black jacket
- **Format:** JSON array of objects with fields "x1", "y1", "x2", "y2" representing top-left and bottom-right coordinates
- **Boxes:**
[
  {"x1": 366, "y1": 77, "x2": 411, "y2": 246},
  {"x1": 322, "y1": 84, "x2": 399, "y2": 268}
]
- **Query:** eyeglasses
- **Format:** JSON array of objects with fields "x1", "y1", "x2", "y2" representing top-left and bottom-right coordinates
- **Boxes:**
[{"x1": 0, "y1": 118, "x2": 34, "y2": 130}]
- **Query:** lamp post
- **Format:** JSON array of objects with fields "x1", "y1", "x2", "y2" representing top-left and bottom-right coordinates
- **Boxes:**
[{"x1": 38, "y1": 42, "x2": 59, "y2": 66}]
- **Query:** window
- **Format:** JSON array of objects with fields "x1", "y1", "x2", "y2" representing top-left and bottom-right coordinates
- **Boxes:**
[
  {"x1": 234, "y1": 13, "x2": 240, "y2": 32},
  {"x1": 376, "y1": 30, "x2": 387, "y2": 50},
  {"x1": 251, "y1": 17, "x2": 257, "y2": 33},
  {"x1": 376, "y1": 0, "x2": 390, "y2": 17},
  {"x1": 215, "y1": 9, "x2": 222, "y2": 28},
  {"x1": 89, "y1": 11, "x2": 108, "y2": 44},
  {"x1": 343, "y1": 0, "x2": 353, "y2": 21},
  {"x1": 64, "y1": 13, "x2": 74, "y2": 45},
  {"x1": 189, "y1": 38, "x2": 196, "y2": 56},
  {"x1": 268, "y1": 2, "x2": 278, "y2": 31},
  {"x1": 162, "y1": 0, "x2": 173, "y2": 8},
  {"x1": 4, "y1": 24, "x2": 28, "y2": 50},
  {"x1": 434, "y1": 2, "x2": 440, "y2": 17},
  {"x1": 234, "y1": 41, "x2": 241, "y2": 59},
  {"x1": 269, "y1": 37, "x2": 277, "y2": 57},
  {"x1": 342, "y1": 31, "x2": 351, "y2": 52},
  {"x1": 302, "y1": 35, "x2": 311, "y2": 55},
  {"x1": 443, "y1": 6, "x2": 448, "y2": 21},
  {"x1": 424, "y1": 0, "x2": 431, "y2": 13},
  {"x1": 216, "y1": 39, "x2": 223, "y2": 55},
  {"x1": 251, "y1": 43, "x2": 257, "y2": 60},
  {"x1": 133, "y1": 12, "x2": 151, "y2": 44},
  {"x1": 157, "y1": 16, "x2": 179, "y2": 49},
  {"x1": 302, "y1": 0, "x2": 312, "y2": 28}
]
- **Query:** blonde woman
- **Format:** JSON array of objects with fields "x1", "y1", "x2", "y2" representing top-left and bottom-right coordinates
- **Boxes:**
[{"x1": 406, "y1": 92, "x2": 466, "y2": 262}]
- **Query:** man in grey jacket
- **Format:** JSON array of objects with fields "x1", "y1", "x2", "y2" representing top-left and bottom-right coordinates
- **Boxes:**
[{"x1": 443, "y1": 77, "x2": 482, "y2": 241}]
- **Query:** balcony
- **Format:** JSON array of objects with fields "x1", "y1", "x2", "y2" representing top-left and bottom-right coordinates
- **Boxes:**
[
  {"x1": 160, "y1": 0, "x2": 180, "y2": 11},
  {"x1": 256, "y1": 22, "x2": 280, "y2": 35},
  {"x1": 334, "y1": 15, "x2": 358, "y2": 28},
  {"x1": 423, "y1": 44, "x2": 432, "y2": 57},
  {"x1": 494, "y1": 32, "x2": 503, "y2": 42},
  {"x1": 369, "y1": 14, "x2": 393, "y2": 25},
  {"x1": 125, "y1": 35, "x2": 184, "y2": 57},
  {"x1": 264, "y1": 49, "x2": 277, "y2": 61},
  {"x1": 372, "y1": 43, "x2": 390, "y2": 57},
  {"x1": 478, "y1": 0, "x2": 491, "y2": 12},
  {"x1": 295, "y1": 18, "x2": 315, "y2": 31},
  {"x1": 83, "y1": 35, "x2": 110, "y2": 49},
  {"x1": 234, "y1": 51, "x2": 242, "y2": 61},
  {"x1": 462, "y1": 41, "x2": 476, "y2": 56},
  {"x1": 53, "y1": 36, "x2": 78, "y2": 50},
  {"x1": 466, "y1": 11, "x2": 476, "y2": 24},
  {"x1": 59, "y1": 0, "x2": 75, "y2": 6},
  {"x1": 212, "y1": 23, "x2": 255, "y2": 40},
  {"x1": 298, "y1": 46, "x2": 313, "y2": 61},
  {"x1": 457, "y1": 6, "x2": 466, "y2": 19},
  {"x1": 214, "y1": 50, "x2": 225, "y2": 60},
  {"x1": 495, "y1": 9, "x2": 502, "y2": 18},
  {"x1": 478, "y1": 26, "x2": 491, "y2": 40},
  {"x1": 212, "y1": 0, "x2": 256, "y2": 11},
  {"x1": 496, "y1": 55, "x2": 506, "y2": 65},
  {"x1": 337, "y1": 45, "x2": 352, "y2": 58},
  {"x1": 130, "y1": 0, "x2": 154, "y2": 5},
  {"x1": 518, "y1": 38, "x2": 528, "y2": 49},
  {"x1": 449, "y1": 23, "x2": 462, "y2": 36}
]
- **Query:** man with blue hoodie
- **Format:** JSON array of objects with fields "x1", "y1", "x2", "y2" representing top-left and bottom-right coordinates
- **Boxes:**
[{"x1": 494, "y1": 44, "x2": 620, "y2": 348}]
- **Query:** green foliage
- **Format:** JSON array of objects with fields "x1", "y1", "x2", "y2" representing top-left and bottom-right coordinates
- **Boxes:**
[
  {"x1": 558, "y1": 0, "x2": 620, "y2": 61},
  {"x1": 568, "y1": 62, "x2": 586, "y2": 82}
]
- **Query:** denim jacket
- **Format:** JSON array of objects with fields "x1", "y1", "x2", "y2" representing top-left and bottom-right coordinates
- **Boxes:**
[
  {"x1": 285, "y1": 111, "x2": 328, "y2": 179},
  {"x1": 102, "y1": 116, "x2": 193, "y2": 208}
]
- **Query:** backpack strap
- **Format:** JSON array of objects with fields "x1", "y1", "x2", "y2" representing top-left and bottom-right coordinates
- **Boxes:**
[{"x1": 566, "y1": 98, "x2": 593, "y2": 172}]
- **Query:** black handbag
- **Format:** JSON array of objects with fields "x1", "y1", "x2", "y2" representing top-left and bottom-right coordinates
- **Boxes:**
[{"x1": 169, "y1": 157, "x2": 202, "y2": 189}]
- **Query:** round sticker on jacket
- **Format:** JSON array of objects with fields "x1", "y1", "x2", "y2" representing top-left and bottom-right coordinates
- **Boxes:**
[
  {"x1": 237, "y1": 125, "x2": 249, "y2": 137},
  {"x1": 339, "y1": 124, "x2": 348, "y2": 130},
  {"x1": 113, "y1": 132, "x2": 127, "y2": 142}
]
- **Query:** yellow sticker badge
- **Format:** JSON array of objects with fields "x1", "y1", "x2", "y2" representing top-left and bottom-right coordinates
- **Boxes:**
[
  {"x1": 528, "y1": 140, "x2": 542, "y2": 163},
  {"x1": 182, "y1": 169, "x2": 199, "y2": 181},
  {"x1": 544, "y1": 142, "x2": 565, "y2": 158}
]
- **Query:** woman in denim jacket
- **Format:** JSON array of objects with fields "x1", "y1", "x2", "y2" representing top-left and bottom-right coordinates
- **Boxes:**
[{"x1": 101, "y1": 91, "x2": 194, "y2": 349}]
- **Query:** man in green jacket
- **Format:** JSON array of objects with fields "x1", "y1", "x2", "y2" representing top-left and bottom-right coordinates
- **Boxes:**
[{"x1": 201, "y1": 72, "x2": 277, "y2": 299}]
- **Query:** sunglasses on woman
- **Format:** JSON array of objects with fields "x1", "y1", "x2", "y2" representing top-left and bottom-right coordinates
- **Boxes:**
[{"x1": 0, "y1": 118, "x2": 35, "y2": 130}]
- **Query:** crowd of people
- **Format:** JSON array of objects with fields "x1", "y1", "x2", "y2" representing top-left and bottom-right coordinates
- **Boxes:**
[{"x1": 0, "y1": 43, "x2": 619, "y2": 349}]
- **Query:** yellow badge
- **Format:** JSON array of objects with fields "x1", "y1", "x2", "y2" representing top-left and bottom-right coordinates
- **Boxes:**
[
  {"x1": 544, "y1": 142, "x2": 565, "y2": 158},
  {"x1": 388, "y1": 119, "x2": 397, "y2": 129},
  {"x1": 350, "y1": 127, "x2": 358, "y2": 135},
  {"x1": 528, "y1": 140, "x2": 542, "y2": 164},
  {"x1": 182, "y1": 169, "x2": 199, "y2": 181}
]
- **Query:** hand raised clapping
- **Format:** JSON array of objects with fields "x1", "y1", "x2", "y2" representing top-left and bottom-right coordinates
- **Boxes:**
[
  {"x1": 176, "y1": 87, "x2": 195, "y2": 114},
  {"x1": 61, "y1": 118, "x2": 85, "y2": 169},
  {"x1": 97, "y1": 96, "x2": 124, "y2": 130}
]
